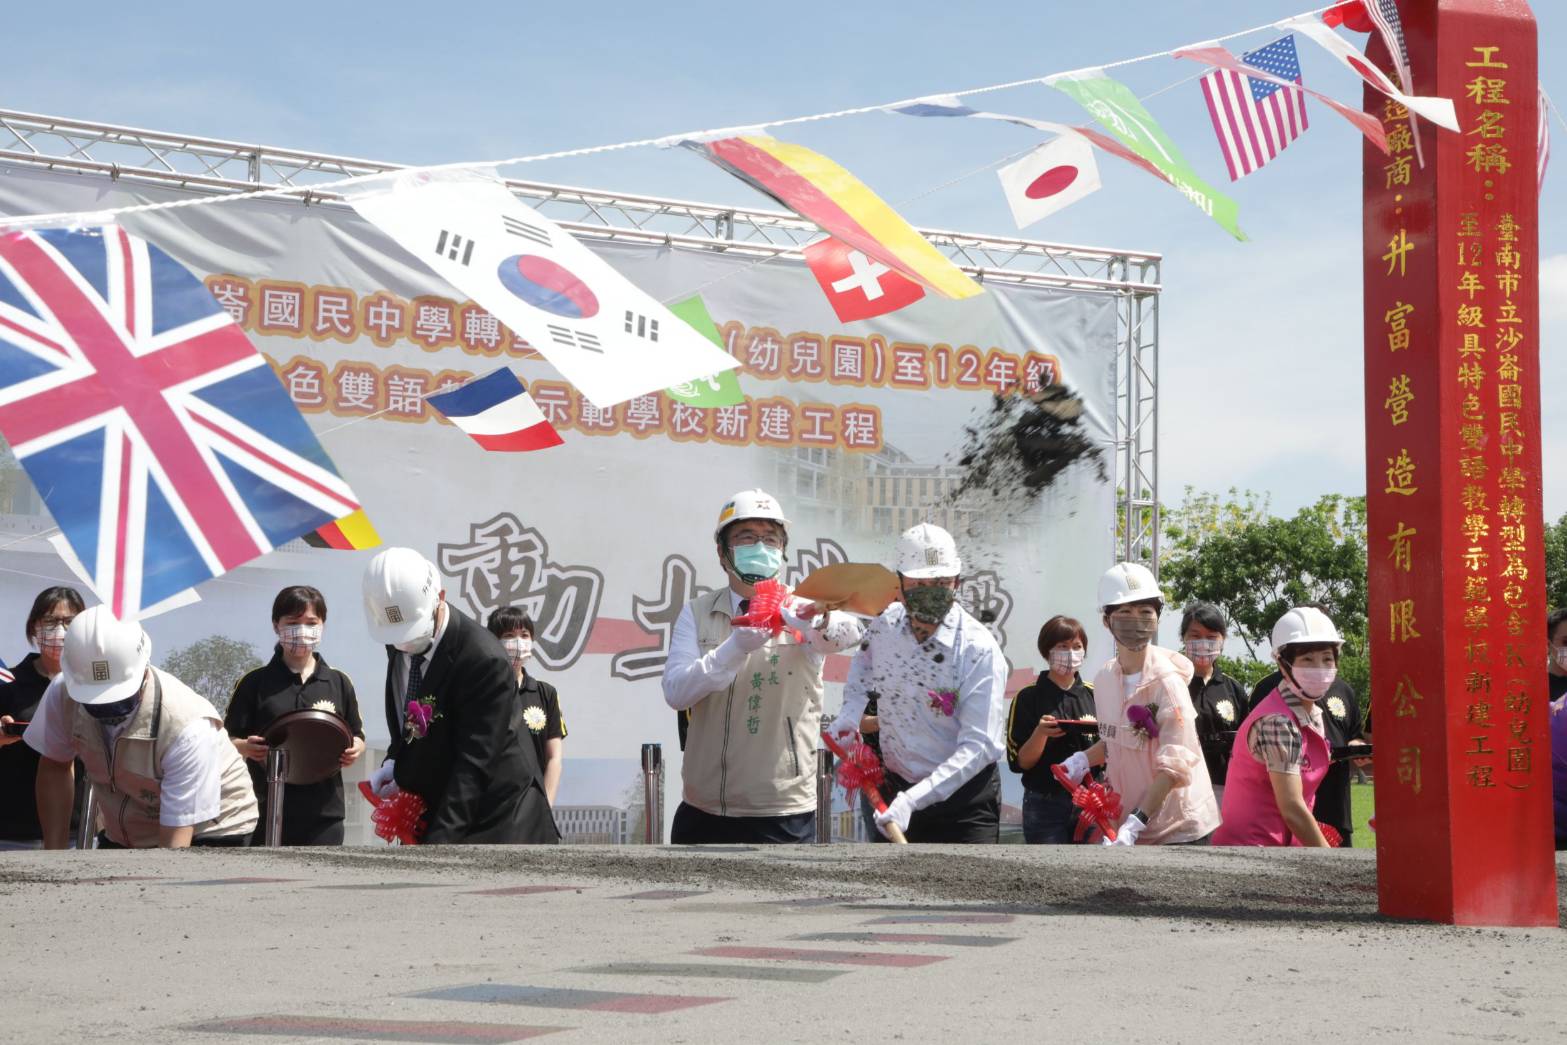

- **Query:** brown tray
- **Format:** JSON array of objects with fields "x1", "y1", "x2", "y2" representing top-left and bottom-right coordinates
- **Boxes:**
[{"x1": 263, "y1": 708, "x2": 353, "y2": 785}]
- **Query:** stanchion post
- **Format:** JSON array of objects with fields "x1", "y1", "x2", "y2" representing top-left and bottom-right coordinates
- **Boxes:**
[
  {"x1": 815, "y1": 747, "x2": 833, "y2": 844},
  {"x1": 640, "y1": 743, "x2": 664, "y2": 845},
  {"x1": 264, "y1": 747, "x2": 289, "y2": 847},
  {"x1": 73, "y1": 783, "x2": 97, "y2": 850}
]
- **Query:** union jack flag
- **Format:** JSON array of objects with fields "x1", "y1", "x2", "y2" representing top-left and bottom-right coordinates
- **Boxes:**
[{"x1": 0, "y1": 227, "x2": 361, "y2": 619}]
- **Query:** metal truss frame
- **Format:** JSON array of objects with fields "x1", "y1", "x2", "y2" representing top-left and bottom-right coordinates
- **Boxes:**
[{"x1": 0, "y1": 108, "x2": 1161, "y2": 566}]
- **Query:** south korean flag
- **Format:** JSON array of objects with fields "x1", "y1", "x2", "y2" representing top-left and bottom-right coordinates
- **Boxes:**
[{"x1": 349, "y1": 170, "x2": 739, "y2": 408}]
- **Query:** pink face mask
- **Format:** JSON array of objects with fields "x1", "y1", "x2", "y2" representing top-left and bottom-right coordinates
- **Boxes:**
[{"x1": 1290, "y1": 666, "x2": 1337, "y2": 699}]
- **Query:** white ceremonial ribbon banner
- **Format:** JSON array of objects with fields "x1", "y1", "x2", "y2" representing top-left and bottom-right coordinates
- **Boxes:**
[{"x1": 347, "y1": 170, "x2": 739, "y2": 409}]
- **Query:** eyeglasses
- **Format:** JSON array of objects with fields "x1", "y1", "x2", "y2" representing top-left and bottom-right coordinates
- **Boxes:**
[
  {"x1": 38, "y1": 616, "x2": 76, "y2": 629},
  {"x1": 729, "y1": 533, "x2": 784, "y2": 549}
]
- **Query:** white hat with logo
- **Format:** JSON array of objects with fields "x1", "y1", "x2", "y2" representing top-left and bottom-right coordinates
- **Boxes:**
[
  {"x1": 363, "y1": 547, "x2": 442, "y2": 647},
  {"x1": 61, "y1": 606, "x2": 151, "y2": 706},
  {"x1": 894, "y1": 523, "x2": 962, "y2": 579}
]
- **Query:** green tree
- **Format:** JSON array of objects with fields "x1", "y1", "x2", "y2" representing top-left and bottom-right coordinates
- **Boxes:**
[
  {"x1": 1160, "y1": 488, "x2": 1368, "y2": 661},
  {"x1": 160, "y1": 635, "x2": 263, "y2": 716},
  {"x1": 1545, "y1": 512, "x2": 1567, "y2": 612}
]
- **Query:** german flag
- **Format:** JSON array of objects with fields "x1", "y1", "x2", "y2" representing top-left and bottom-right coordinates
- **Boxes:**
[
  {"x1": 684, "y1": 134, "x2": 983, "y2": 301},
  {"x1": 304, "y1": 509, "x2": 381, "y2": 551}
]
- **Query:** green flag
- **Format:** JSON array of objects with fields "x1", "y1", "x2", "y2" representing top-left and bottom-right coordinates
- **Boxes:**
[
  {"x1": 663, "y1": 295, "x2": 745, "y2": 407},
  {"x1": 1049, "y1": 71, "x2": 1246, "y2": 241}
]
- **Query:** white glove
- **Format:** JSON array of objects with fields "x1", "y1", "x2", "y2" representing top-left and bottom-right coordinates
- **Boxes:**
[
  {"x1": 1110, "y1": 814, "x2": 1146, "y2": 846},
  {"x1": 824, "y1": 712, "x2": 859, "y2": 741},
  {"x1": 779, "y1": 600, "x2": 818, "y2": 632},
  {"x1": 874, "y1": 791, "x2": 915, "y2": 839},
  {"x1": 369, "y1": 759, "x2": 398, "y2": 798},
  {"x1": 1056, "y1": 751, "x2": 1091, "y2": 787},
  {"x1": 725, "y1": 626, "x2": 771, "y2": 655}
]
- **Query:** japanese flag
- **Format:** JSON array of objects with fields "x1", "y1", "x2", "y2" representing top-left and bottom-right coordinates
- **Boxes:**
[
  {"x1": 348, "y1": 170, "x2": 739, "y2": 409},
  {"x1": 1282, "y1": 16, "x2": 1459, "y2": 131},
  {"x1": 997, "y1": 136, "x2": 1101, "y2": 229}
]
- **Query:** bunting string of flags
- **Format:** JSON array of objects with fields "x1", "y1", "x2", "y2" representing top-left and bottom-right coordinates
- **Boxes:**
[{"x1": 2, "y1": 0, "x2": 1560, "y2": 622}]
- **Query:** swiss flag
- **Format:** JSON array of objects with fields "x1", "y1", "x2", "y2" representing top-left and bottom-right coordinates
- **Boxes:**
[
  {"x1": 803, "y1": 237, "x2": 926, "y2": 323},
  {"x1": 997, "y1": 135, "x2": 1100, "y2": 230}
]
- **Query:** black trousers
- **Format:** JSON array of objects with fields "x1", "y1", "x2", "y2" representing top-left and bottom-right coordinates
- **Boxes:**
[
  {"x1": 671, "y1": 802, "x2": 814, "y2": 844},
  {"x1": 95, "y1": 831, "x2": 253, "y2": 849},
  {"x1": 875, "y1": 763, "x2": 1000, "y2": 844}
]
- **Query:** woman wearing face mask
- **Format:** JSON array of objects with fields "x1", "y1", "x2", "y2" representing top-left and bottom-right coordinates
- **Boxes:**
[
  {"x1": 1054, "y1": 563, "x2": 1219, "y2": 845},
  {"x1": 224, "y1": 585, "x2": 365, "y2": 846},
  {"x1": 1212, "y1": 607, "x2": 1341, "y2": 848},
  {"x1": 0, "y1": 587, "x2": 87, "y2": 849},
  {"x1": 1180, "y1": 603, "x2": 1252, "y2": 804},
  {"x1": 487, "y1": 607, "x2": 566, "y2": 806},
  {"x1": 1007, "y1": 615, "x2": 1097, "y2": 844}
]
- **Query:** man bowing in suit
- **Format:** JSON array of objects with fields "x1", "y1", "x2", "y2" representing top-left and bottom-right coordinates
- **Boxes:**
[{"x1": 362, "y1": 547, "x2": 558, "y2": 844}]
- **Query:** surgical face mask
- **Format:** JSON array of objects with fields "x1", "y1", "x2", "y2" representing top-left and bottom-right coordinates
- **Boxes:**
[
  {"x1": 34, "y1": 623, "x2": 68, "y2": 653},
  {"x1": 394, "y1": 621, "x2": 435, "y2": 656},
  {"x1": 502, "y1": 636, "x2": 533, "y2": 666},
  {"x1": 1290, "y1": 666, "x2": 1338, "y2": 699},
  {"x1": 277, "y1": 623, "x2": 322, "y2": 657},
  {"x1": 1184, "y1": 638, "x2": 1222, "y2": 661},
  {"x1": 904, "y1": 583, "x2": 956, "y2": 626},
  {"x1": 1108, "y1": 615, "x2": 1158, "y2": 652},
  {"x1": 1554, "y1": 646, "x2": 1567, "y2": 671},
  {"x1": 82, "y1": 693, "x2": 140, "y2": 726},
  {"x1": 1048, "y1": 647, "x2": 1085, "y2": 673},
  {"x1": 731, "y1": 542, "x2": 783, "y2": 584}
]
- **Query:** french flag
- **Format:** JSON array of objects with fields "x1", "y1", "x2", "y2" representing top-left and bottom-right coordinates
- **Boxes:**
[{"x1": 427, "y1": 368, "x2": 564, "y2": 452}]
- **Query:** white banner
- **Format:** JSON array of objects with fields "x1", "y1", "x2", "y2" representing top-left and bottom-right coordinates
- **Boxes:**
[{"x1": 0, "y1": 162, "x2": 1121, "y2": 835}]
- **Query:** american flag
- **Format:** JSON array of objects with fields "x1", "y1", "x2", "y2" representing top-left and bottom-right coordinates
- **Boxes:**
[
  {"x1": 0, "y1": 227, "x2": 361, "y2": 619},
  {"x1": 0, "y1": 656, "x2": 12, "y2": 685},
  {"x1": 1199, "y1": 35, "x2": 1310, "y2": 182},
  {"x1": 1363, "y1": 0, "x2": 1413, "y2": 92}
]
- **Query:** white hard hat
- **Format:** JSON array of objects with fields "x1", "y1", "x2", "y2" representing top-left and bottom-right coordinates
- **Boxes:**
[
  {"x1": 1271, "y1": 606, "x2": 1344, "y2": 652},
  {"x1": 363, "y1": 547, "x2": 442, "y2": 646},
  {"x1": 1098, "y1": 562, "x2": 1164, "y2": 609},
  {"x1": 713, "y1": 489, "x2": 790, "y2": 542},
  {"x1": 894, "y1": 523, "x2": 962, "y2": 579},
  {"x1": 61, "y1": 606, "x2": 151, "y2": 706}
]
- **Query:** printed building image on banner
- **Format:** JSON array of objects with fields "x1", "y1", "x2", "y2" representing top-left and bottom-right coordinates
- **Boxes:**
[{"x1": 0, "y1": 161, "x2": 1121, "y2": 837}]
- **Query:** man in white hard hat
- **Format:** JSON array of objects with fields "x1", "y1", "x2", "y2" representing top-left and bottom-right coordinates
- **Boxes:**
[
  {"x1": 363, "y1": 547, "x2": 557, "y2": 844},
  {"x1": 662, "y1": 489, "x2": 863, "y2": 844},
  {"x1": 1213, "y1": 607, "x2": 1343, "y2": 847},
  {"x1": 1053, "y1": 562, "x2": 1220, "y2": 845},
  {"x1": 828, "y1": 523, "x2": 1008, "y2": 843},
  {"x1": 25, "y1": 607, "x2": 258, "y2": 848}
]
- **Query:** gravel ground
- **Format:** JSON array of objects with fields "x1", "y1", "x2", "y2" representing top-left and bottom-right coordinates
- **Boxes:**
[{"x1": 3, "y1": 845, "x2": 1564, "y2": 1043}]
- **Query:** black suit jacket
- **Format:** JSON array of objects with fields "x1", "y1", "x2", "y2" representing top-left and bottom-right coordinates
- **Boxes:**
[{"x1": 384, "y1": 607, "x2": 558, "y2": 844}]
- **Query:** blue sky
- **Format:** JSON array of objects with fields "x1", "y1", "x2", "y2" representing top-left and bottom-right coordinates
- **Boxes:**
[{"x1": 7, "y1": 0, "x2": 1565, "y2": 519}]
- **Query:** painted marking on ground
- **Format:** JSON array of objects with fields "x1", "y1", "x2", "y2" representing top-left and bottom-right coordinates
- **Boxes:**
[
  {"x1": 408, "y1": 984, "x2": 727, "y2": 1014},
  {"x1": 863, "y1": 912, "x2": 1015, "y2": 925},
  {"x1": 612, "y1": 889, "x2": 710, "y2": 900},
  {"x1": 170, "y1": 878, "x2": 300, "y2": 886},
  {"x1": 763, "y1": 896, "x2": 861, "y2": 907},
  {"x1": 574, "y1": 962, "x2": 849, "y2": 983},
  {"x1": 71, "y1": 876, "x2": 167, "y2": 885},
  {"x1": 793, "y1": 931, "x2": 1017, "y2": 948},
  {"x1": 181, "y1": 1015, "x2": 564, "y2": 1042},
  {"x1": 467, "y1": 885, "x2": 585, "y2": 897},
  {"x1": 311, "y1": 882, "x2": 448, "y2": 891},
  {"x1": 691, "y1": 946, "x2": 947, "y2": 968}
]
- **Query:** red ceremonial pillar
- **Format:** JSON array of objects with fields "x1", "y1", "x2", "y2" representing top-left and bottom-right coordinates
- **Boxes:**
[{"x1": 1363, "y1": 0, "x2": 1556, "y2": 925}]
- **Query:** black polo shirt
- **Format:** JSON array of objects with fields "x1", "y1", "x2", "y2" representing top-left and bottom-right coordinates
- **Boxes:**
[
  {"x1": 1249, "y1": 670, "x2": 1365, "y2": 842},
  {"x1": 1190, "y1": 669, "x2": 1250, "y2": 786},
  {"x1": 1006, "y1": 674, "x2": 1097, "y2": 794},
  {"x1": 224, "y1": 648, "x2": 364, "y2": 844},
  {"x1": 516, "y1": 672, "x2": 565, "y2": 770}
]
